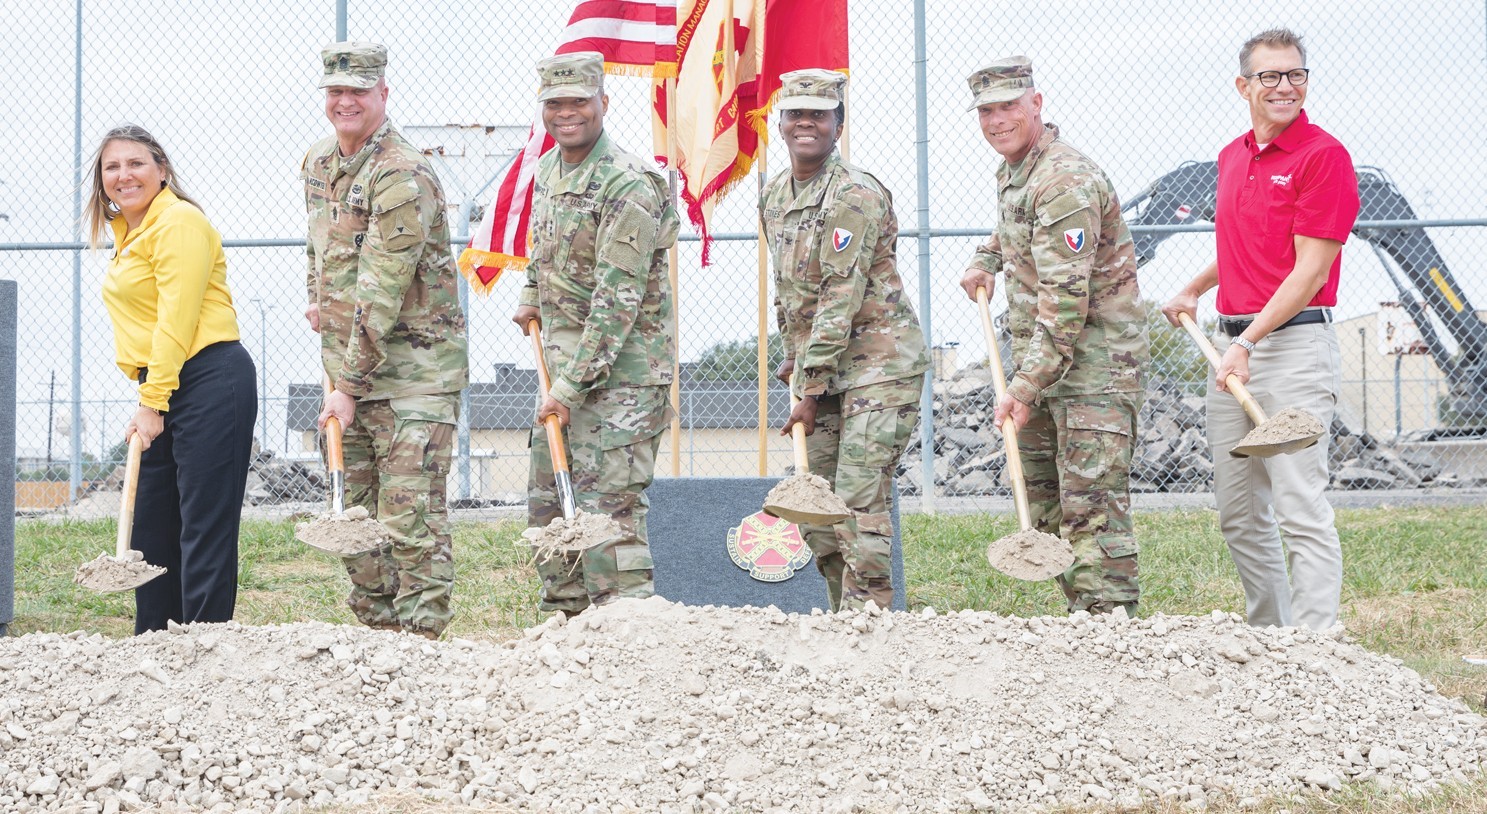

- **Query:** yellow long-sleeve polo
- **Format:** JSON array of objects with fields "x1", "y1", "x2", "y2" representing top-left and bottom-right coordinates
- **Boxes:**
[{"x1": 102, "y1": 189, "x2": 240, "y2": 411}]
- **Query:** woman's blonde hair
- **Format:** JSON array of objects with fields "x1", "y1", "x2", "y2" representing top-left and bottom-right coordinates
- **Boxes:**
[{"x1": 84, "y1": 124, "x2": 203, "y2": 248}]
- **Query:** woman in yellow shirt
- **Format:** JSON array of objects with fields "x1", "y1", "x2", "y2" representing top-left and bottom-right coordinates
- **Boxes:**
[{"x1": 86, "y1": 124, "x2": 257, "y2": 634}]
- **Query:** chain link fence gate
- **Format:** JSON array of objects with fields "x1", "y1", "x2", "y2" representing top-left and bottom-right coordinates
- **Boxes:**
[{"x1": 2, "y1": 0, "x2": 1485, "y2": 513}]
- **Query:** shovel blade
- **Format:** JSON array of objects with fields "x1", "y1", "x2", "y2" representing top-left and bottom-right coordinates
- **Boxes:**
[
  {"x1": 1229, "y1": 433, "x2": 1322, "y2": 459},
  {"x1": 295, "y1": 514, "x2": 390, "y2": 557},
  {"x1": 985, "y1": 528, "x2": 1075, "y2": 581},
  {"x1": 762, "y1": 501, "x2": 851, "y2": 527},
  {"x1": 74, "y1": 554, "x2": 166, "y2": 594}
]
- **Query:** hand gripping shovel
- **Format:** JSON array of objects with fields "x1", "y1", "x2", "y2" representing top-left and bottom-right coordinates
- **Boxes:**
[
  {"x1": 762, "y1": 373, "x2": 851, "y2": 526},
  {"x1": 294, "y1": 379, "x2": 390, "y2": 556},
  {"x1": 74, "y1": 433, "x2": 166, "y2": 592},
  {"x1": 975, "y1": 287, "x2": 1076, "y2": 581},
  {"x1": 523, "y1": 320, "x2": 617, "y2": 555},
  {"x1": 1176, "y1": 313, "x2": 1323, "y2": 458}
]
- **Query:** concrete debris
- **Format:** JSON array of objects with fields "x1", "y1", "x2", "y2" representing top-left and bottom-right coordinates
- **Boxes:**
[{"x1": 902, "y1": 365, "x2": 1473, "y2": 495}]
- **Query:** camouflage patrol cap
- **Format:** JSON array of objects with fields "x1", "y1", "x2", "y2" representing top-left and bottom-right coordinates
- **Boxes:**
[
  {"x1": 318, "y1": 42, "x2": 387, "y2": 89},
  {"x1": 537, "y1": 52, "x2": 605, "y2": 102},
  {"x1": 776, "y1": 69, "x2": 848, "y2": 111},
  {"x1": 966, "y1": 56, "x2": 1035, "y2": 110}
]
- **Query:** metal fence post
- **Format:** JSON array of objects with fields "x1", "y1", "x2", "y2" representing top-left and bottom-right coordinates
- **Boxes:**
[
  {"x1": 69, "y1": 0, "x2": 84, "y2": 502},
  {"x1": 913, "y1": 0, "x2": 935, "y2": 513},
  {"x1": 336, "y1": 0, "x2": 347, "y2": 41}
]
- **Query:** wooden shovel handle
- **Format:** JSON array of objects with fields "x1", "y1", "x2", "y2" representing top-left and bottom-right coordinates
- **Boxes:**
[
  {"x1": 529, "y1": 321, "x2": 571, "y2": 476},
  {"x1": 1176, "y1": 312, "x2": 1270, "y2": 427},
  {"x1": 116, "y1": 433, "x2": 143, "y2": 559},
  {"x1": 976, "y1": 287, "x2": 1033, "y2": 531},
  {"x1": 787, "y1": 372, "x2": 810, "y2": 474},
  {"x1": 321, "y1": 377, "x2": 344, "y2": 475}
]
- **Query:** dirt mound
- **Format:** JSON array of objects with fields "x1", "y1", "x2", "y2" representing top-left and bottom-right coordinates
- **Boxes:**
[{"x1": 0, "y1": 601, "x2": 1482, "y2": 813}]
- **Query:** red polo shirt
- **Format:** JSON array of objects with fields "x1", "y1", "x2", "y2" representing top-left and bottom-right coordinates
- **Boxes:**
[{"x1": 1214, "y1": 109, "x2": 1360, "y2": 315}]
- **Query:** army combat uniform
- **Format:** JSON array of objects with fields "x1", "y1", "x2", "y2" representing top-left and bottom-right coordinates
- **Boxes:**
[
  {"x1": 763, "y1": 71, "x2": 929, "y2": 612},
  {"x1": 304, "y1": 43, "x2": 469, "y2": 638},
  {"x1": 523, "y1": 54, "x2": 679, "y2": 615},
  {"x1": 965, "y1": 59, "x2": 1149, "y2": 614}
]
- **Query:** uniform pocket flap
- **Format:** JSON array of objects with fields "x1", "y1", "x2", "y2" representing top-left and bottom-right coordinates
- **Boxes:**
[
  {"x1": 1065, "y1": 402, "x2": 1132, "y2": 436},
  {"x1": 1037, "y1": 190, "x2": 1091, "y2": 227}
]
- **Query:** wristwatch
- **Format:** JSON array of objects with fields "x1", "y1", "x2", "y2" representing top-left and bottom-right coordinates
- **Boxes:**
[{"x1": 1231, "y1": 336, "x2": 1257, "y2": 353}]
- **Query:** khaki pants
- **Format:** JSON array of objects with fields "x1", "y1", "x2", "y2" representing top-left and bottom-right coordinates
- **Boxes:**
[{"x1": 1207, "y1": 319, "x2": 1343, "y2": 631}]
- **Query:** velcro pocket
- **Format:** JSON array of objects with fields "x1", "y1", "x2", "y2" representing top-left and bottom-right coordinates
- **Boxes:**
[
  {"x1": 596, "y1": 386, "x2": 670, "y2": 450},
  {"x1": 374, "y1": 180, "x2": 424, "y2": 252},
  {"x1": 614, "y1": 544, "x2": 654, "y2": 572},
  {"x1": 598, "y1": 201, "x2": 659, "y2": 275},
  {"x1": 1038, "y1": 190, "x2": 1096, "y2": 259},
  {"x1": 1063, "y1": 401, "x2": 1132, "y2": 483},
  {"x1": 819, "y1": 203, "x2": 870, "y2": 278}
]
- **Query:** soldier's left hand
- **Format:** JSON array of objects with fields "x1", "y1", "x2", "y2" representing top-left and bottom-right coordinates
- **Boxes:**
[
  {"x1": 782, "y1": 396, "x2": 819, "y2": 437},
  {"x1": 318, "y1": 389, "x2": 356, "y2": 431},
  {"x1": 538, "y1": 397, "x2": 571, "y2": 428},
  {"x1": 992, "y1": 393, "x2": 1031, "y2": 433},
  {"x1": 1215, "y1": 344, "x2": 1250, "y2": 393}
]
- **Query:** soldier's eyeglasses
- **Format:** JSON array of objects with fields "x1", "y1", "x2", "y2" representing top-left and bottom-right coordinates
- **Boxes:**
[{"x1": 1245, "y1": 69, "x2": 1310, "y2": 88}]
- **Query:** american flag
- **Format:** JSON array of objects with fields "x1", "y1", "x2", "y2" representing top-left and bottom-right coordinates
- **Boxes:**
[{"x1": 459, "y1": 0, "x2": 679, "y2": 294}]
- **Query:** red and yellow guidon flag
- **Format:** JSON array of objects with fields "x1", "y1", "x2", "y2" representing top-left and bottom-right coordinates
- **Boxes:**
[
  {"x1": 458, "y1": 0, "x2": 680, "y2": 295},
  {"x1": 670, "y1": 0, "x2": 762, "y2": 264}
]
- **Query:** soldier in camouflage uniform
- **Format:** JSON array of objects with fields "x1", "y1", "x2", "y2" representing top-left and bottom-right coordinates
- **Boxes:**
[
  {"x1": 303, "y1": 43, "x2": 470, "y2": 639},
  {"x1": 763, "y1": 70, "x2": 929, "y2": 612},
  {"x1": 510, "y1": 52, "x2": 678, "y2": 616},
  {"x1": 958, "y1": 57, "x2": 1150, "y2": 615}
]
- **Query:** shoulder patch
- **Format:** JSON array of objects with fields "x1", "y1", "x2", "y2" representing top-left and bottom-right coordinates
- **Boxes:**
[
  {"x1": 832, "y1": 228, "x2": 853, "y2": 252},
  {"x1": 1063, "y1": 228, "x2": 1085, "y2": 253}
]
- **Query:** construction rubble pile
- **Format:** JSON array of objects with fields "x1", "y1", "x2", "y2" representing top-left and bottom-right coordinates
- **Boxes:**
[
  {"x1": 0, "y1": 598, "x2": 1482, "y2": 813},
  {"x1": 899, "y1": 363, "x2": 1473, "y2": 496}
]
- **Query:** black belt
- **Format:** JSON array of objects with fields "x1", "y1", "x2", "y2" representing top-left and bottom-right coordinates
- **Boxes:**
[{"x1": 1219, "y1": 309, "x2": 1331, "y2": 337}]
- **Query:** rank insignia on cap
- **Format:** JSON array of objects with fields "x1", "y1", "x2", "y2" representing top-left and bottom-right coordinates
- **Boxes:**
[
  {"x1": 727, "y1": 511, "x2": 812, "y2": 582},
  {"x1": 1063, "y1": 228, "x2": 1085, "y2": 252},
  {"x1": 338, "y1": 55, "x2": 349, "y2": 71},
  {"x1": 832, "y1": 228, "x2": 853, "y2": 252}
]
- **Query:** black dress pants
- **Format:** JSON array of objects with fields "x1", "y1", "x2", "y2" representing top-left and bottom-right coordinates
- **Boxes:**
[{"x1": 132, "y1": 341, "x2": 257, "y2": 634}]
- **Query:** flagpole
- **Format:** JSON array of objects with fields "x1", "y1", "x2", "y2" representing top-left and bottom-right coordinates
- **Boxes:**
[
  {"x1": 756, "y1": 149, "x2": 769, "y2": 477},
  {"x1": 666, "y1": 77, "x2": 683, "y2": 478},
  {"x1": 839, "y1": 82, "x2": 850, "y2": 162}
]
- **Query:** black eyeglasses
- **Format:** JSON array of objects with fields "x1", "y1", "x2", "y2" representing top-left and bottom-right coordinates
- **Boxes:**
[{"x1": 1245, "y1": 68, "x2": 1310, "y2": 88}]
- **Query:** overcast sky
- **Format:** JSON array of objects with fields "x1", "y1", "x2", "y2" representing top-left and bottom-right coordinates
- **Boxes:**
[{"x1": 3, "y1": 0, "x2": 1484, "y2": 461}]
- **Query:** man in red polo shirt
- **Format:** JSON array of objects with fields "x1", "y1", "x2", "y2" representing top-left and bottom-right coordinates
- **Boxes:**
[{"x1": 1162, "y1": 28, "x2": 1359, "y2": 631}]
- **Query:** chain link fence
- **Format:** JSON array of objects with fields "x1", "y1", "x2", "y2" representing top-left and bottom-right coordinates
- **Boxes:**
[{"x1": 3, "y1": 0, "x2": 1485, "y2": 513}]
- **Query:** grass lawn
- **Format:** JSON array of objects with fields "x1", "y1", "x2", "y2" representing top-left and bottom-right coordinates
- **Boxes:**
[{"x1": 7, "y1": 504, "x2": 1486, "y2": 813}]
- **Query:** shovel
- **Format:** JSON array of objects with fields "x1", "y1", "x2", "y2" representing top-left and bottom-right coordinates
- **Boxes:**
[
  {"x1": 74, "y1": 433, "x2": 166, "y2": 593},
  {"x1": 975, "y1": 287, "x2": 1076, "y2": 581},
  {"x1": 523, "y1": 320, "x2": 617, "y2": 555},
  {"x1": 762, "y1": 373, "x2": 851, "y2": 527},
  {"x1": 294, "y1": 379, "x2": 389, "y2": 556},
  {"x1": 1176, "y1": 313, "x2": 1324, "y2": 458}
]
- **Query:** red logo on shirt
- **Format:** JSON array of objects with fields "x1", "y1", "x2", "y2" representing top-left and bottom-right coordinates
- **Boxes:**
[
  {"x1": 832, "y1": 228, "x2": 853, "y2": 252},
  {"x1": 1063, "y1": 228, "x2": 1085, "y2": 252}
]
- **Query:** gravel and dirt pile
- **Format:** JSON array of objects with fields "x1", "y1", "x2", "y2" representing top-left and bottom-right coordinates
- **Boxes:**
[{"x1": 1, "y1": 599, "x2": 1482, "y2": 813}]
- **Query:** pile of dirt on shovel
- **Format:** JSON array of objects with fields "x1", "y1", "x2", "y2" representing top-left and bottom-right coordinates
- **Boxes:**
[
  {"x1": 763, "y1": 473, "x2": 847, "y2": 518},
  {"x1": 0, "y1": 601, "x2": 1482, "y2": 814},
  {"x1": 1236, "y1": 407, "x2": 1325, "y2": 449}
]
